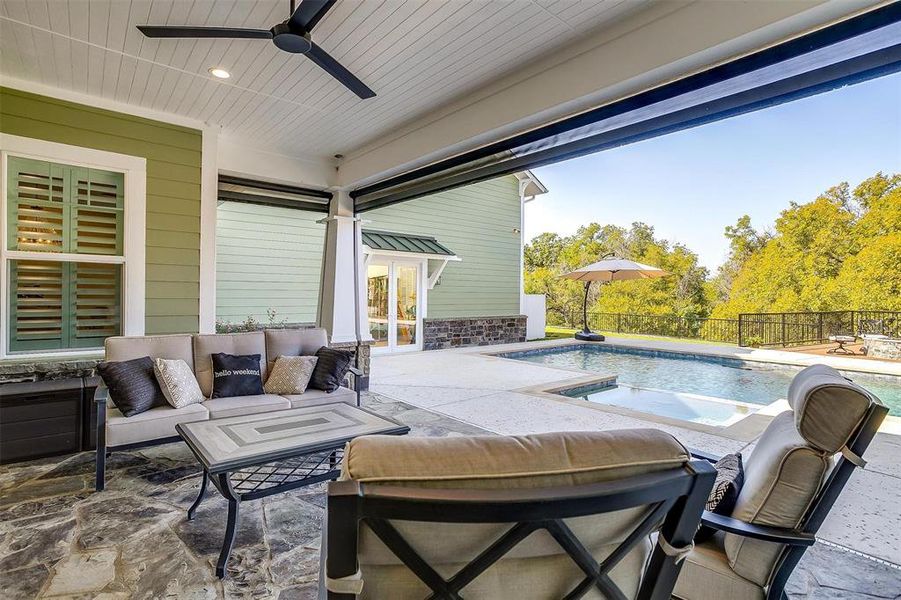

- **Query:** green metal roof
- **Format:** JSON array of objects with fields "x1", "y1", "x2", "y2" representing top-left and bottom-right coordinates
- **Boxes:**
[{"x1": 362, "y1": 229, "x2": 455, "y2": 256}]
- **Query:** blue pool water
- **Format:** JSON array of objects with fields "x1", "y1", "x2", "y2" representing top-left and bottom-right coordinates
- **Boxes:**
[{"x1": 503, "y1": 344, "x2": 901, "y2": 417}]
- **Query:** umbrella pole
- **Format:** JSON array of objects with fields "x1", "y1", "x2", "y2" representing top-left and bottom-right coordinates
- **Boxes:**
[
  {"x1": 575, "y1": 280, "x2": 604, "y2": 342},
  {"x1": 581, "y1": 281, "x2": 591, "y2": 334}
]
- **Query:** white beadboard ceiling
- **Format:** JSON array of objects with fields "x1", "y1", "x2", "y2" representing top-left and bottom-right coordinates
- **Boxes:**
[{"x1": 0, "y1": 0, "x2": 653, "y2": 159}]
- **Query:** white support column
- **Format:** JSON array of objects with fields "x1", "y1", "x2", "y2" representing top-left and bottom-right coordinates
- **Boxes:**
[
  {"x1": 318, "y1": 190, "x2": 369, "y2": 344},
  {"x1": 199, "y1": 126, "x2": 219, "y2": 334}
]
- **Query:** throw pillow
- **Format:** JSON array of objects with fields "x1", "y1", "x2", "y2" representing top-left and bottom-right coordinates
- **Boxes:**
[
  {"x1": 309, "y1": 347, "x2": 354, "y2": 393},
  {"x1": 211, "y1": 353, "x2": 264, "y2": 398},
  {"x1": 695, "y1": 452, "x2": 744, "y2": 542},
  {"x1": 154, "y1": 358, "x2": 205, "y2": 408},
  {"x1": 97, "y1": 356, "x2": 168, "y2": 417},
  {"x1": 264, "y1": 355, "x2": 319, "y2": 395}
]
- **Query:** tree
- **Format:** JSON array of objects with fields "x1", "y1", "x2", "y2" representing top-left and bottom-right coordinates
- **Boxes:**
[
  {"x1": 712, "y1": 172, "x2": 900, "y2": 317},
  {"x1": 523, "y1": 222, "x2": 712, "y2": 325}
]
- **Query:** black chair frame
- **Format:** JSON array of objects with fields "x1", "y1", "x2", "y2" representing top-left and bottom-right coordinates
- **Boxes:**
[
  {"x1": 326, "y1": 459, "x2": 716, "y2": 600},
  {"x1": 690, "y1": 398, "x2": 888, "y2": 600},
  {"x1": 94, "y1": 366, "x2": 365, "y2": 491}
]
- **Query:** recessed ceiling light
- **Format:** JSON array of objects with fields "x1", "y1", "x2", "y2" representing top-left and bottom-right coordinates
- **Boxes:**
[{"x1": 208, "y1": 67, "x2": 230, "y2": 79}]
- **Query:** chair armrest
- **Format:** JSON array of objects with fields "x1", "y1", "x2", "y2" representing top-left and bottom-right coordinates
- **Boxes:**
[
  {"x1": 688, "y1": 447, "x2": 721, "y2": 463},
  {"x1": 94, "y1": 384, "x2": 110, "y2": 405},
  {"x1": 701, "y1": 511, "x2": 815, "y2": 546},
  {"x1": 347, "y1": 366, "x2": 363, "y2": 378}
]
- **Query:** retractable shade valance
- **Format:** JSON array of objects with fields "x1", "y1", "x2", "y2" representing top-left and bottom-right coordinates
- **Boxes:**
[
  {"x1": 351, "y1": 4, "x2": 901, "y2": 212},
  {"x1": 218, "y1": 175, "x2": 332, "y2": 212}
]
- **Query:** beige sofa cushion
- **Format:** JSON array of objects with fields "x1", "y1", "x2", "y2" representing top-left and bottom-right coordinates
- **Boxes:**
[
  {"x1": 105, "y1": 334, "x2": 194, "y2": 369},
  {"x1": 193, "y1": 332, "x2": 267, "y2": 397},
  {"x1": 342, "y1": 429, "x2": 689, "y2": 600},
  {"x1": 724, "y1": 412, "x2": 832, "y2": 585},
  {"x1": 106, "y1": 402, "x2": 208, "y2": 446},
  {"x1": 343, "y1": 428, "x2": 689, "y2": 489},
  {"x1": 202, "y1": 394, "x2": 290, "y2": 419},
  {"x1": 673, "y1": 534, "x2": 764, "y2": 600},
  {"x1": 282, "y1": 387, "x2": 356, "y2": 409},
  {"x1": 787, "y1": 364, "x2": 871, "y2": 453},
  {"x1": 265, "y1": 328, "x2": 328, "y2": 371}
]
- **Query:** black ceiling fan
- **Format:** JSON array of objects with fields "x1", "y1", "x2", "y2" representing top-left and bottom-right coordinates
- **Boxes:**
[{"x1": 137, "y1": 0, "x2": 375, "y2": 99}]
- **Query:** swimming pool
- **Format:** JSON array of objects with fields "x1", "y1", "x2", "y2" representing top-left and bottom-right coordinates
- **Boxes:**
[{"x1": 502, "y1": 344, "x2": 901, "y2": 417}]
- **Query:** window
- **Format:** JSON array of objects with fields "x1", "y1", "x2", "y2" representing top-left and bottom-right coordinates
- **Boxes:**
[{"x1": 2, "y1": 151, "x2": 134, "y2": 355}]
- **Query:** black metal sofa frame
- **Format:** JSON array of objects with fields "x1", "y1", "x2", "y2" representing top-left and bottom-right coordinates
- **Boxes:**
[{"x1": 324, "y1": 458, "x2": 717, "y2": 599}]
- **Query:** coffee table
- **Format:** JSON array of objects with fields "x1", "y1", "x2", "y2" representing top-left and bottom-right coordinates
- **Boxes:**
[{"x1": 176, "y1": 402, "x2": 410, "y2": 578}]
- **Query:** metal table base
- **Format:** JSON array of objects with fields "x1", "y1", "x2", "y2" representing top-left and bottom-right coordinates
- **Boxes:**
[{"x1": 187, "y1": 447, "x2": 343, "y2": 578}]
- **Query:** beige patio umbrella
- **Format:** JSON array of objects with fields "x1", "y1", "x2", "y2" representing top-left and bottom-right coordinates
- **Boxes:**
[{"x1": 562, "y1": 257, "x2": 669, "y2": 341}]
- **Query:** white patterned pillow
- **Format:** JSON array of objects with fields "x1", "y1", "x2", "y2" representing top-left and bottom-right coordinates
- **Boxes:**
[
  {"x1": 264, "y1": 356, "x2": 319, "y2": 395},
  {"x1": 154, "y1": 358, "x2": 205, "y2": 409}
]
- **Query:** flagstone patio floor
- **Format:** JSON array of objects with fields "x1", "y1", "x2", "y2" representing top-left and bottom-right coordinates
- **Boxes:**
[{"x1": 1, "y1": 362, "x2": 899, "y2": 598}]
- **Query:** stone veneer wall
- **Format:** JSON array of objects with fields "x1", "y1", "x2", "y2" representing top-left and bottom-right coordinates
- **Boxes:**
[{"x1": 423, "y1": 315, "x2": 527, "y2": 350}]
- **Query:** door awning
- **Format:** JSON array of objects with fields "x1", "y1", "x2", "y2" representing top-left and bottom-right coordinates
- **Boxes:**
[
  {"x1": 362, "y1": 230, "x2": 460, "y2": 289},
  {"x1": 362, "y1": 230, "x2": 456, "y2": 257}
]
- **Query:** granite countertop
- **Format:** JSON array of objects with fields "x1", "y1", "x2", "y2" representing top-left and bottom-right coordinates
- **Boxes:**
[{"x1": 0, "y1": 355, "x2": 102, "y2": 384}]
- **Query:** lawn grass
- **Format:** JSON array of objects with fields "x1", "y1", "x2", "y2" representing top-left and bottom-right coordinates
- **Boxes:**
[{"x1": 542, "y1": 326, "x2": 734, "y2": 346}]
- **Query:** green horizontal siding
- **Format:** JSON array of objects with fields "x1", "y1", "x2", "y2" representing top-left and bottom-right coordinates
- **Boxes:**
[
  {"x1": 0, "y1": 87, "x2": 202, "y2": 335},
  {"x1": 366, "y1": 176, "x2": 522, "y2": 318},
  {"x1": 216, "y1": 201, "x2": 325, "y2": 326}
]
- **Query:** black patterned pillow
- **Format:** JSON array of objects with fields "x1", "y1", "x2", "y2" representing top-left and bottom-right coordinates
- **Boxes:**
[
  {"x1": 211, "y1": 353, "x2": 264, "y2": 398},
  {"x1": 97, "y1": 356, "x2": 168, "y2": 417},
  {"x1": 309, "y1": 347, "x2": 354, "y2": 392},
  {"x1": 696, "y1": 452, "x2": 744, "y2": 543}
]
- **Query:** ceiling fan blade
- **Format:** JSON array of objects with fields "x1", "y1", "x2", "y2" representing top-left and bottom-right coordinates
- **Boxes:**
[
  {"x1": 289, "y1": 0, "x2": 337, "y2": 32},
  {"x1": 137, "y1": 25, "x2": 273, "y2": 39},
  {"x1": 306, "y1": 42, "x2": 376, "y2": 99}
]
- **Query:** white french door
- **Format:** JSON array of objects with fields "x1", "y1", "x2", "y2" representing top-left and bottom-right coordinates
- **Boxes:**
[{"x1": 367, "y1": 259, "x2": 424, "y2": 353}]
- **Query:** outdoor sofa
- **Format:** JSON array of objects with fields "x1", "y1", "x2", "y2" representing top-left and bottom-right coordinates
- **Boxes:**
[{"x1": 94, "y1": 327, "x2": 362, "y2": 490}]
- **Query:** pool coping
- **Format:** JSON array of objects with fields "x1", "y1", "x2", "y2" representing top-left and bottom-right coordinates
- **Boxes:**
[{"x1": 480, "y1": 338, "x2": 900, "y2": 440}]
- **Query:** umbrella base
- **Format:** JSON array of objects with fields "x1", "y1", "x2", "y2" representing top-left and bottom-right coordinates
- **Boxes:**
[{"x1": 575, "y1": 331, "x2": 605, "y2": 342}]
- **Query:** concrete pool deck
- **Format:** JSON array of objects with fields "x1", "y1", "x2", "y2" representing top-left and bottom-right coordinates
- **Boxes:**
[{"x1": 370, "y1": 336, "x2": 901, "y2": 575}]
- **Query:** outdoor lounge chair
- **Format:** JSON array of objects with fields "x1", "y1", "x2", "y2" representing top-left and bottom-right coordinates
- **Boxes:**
[
  {"x1": 673, "y1": 364, "x2": 887, "y2": 600},
  {"x1": 322, "y1": 428, "x2": 716, "y2": 599}
]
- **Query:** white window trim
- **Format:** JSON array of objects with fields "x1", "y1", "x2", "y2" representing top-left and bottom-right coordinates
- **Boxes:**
[{"x1": 0, "y1": 133, "x2": 146, "y2": 359}]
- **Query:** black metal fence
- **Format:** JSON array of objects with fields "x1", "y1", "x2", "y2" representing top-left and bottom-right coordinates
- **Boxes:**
[
  {"x1": 583, "y1": 312, "x2": 740, "y2": 344},
  {"x1": 737, "y1": 310, "x2": 901, "y2": 347}
]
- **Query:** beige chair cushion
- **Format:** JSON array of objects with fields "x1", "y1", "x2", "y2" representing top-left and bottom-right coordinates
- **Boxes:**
[
  {"x1": 787, "y1": 364, "x2": 871, "y2": 453},
  {"x1": 193, "y1": 332, "x2": 267, "y2": 397},
  {"x1": 673, "y1": 534, "x2": 764, "y2": 600},
  {"x1": 265, "y1": 328, "x2": 328, "y2": 371},
  {"x1": 106, "y1": 402, "x2": 208, "y2": 446},
  {"x1": 342, "y1": 429, "x2": 690, "y2": 600},
  {"x1": 282, "y1": 387, "x2": 356, "y2": 408},
  {"x1": 105, "y1": 334, "x2": 194, "y2": 369},
  {"x1": 724, "y1": 412, "x2": 832, "y2": 585},
  {"x1": 358, "y1": 541, "x2": 651, "y2": 600},
  {"x1": 201, "y1": 394, "x2": 290, "y2": 419}
]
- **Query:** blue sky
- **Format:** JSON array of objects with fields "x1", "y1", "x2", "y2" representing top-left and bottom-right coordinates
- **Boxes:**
[{"x1": 525, "y1": 71, "x2": 901, "y2": 271}]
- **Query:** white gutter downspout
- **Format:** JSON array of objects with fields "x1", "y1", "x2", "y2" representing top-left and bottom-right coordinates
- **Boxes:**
[{"x1": 519, "y1": 178, "x2": 536, "y2": 315}]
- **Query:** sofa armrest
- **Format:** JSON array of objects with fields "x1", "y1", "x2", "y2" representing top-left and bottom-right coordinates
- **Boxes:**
[
  {"x1": 343, "y1": 366, "x2": 365, "y2": 407},
  {"x1": 94, "y1": 384, "x2": 110, "y2": 405},
  {"x1": 701, "y1": 511, "x2": 816, "y2": 546},
  {"x1": 688, "y1": 447, "x2": 721, "y2": 463}
]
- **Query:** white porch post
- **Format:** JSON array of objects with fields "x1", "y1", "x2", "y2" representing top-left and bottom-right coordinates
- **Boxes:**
[{"x1": 318, "y1": 190, "x2": 370, "y2": 344}]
